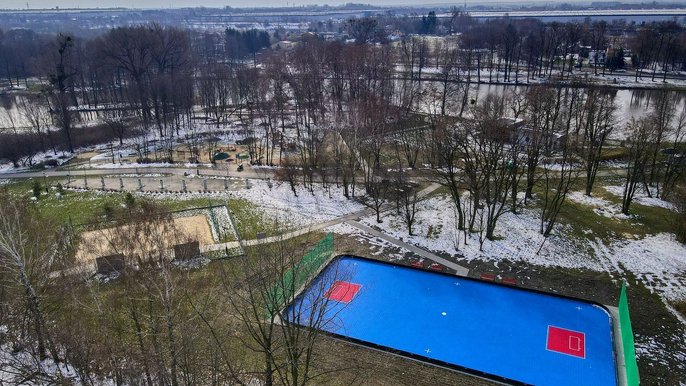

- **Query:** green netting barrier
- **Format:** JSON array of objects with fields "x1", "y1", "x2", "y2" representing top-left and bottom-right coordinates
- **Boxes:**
[
  {"x1": 267, "y1": 232, "x2": 334, "y2": 317},
  {"x1": 619, "y1": 282, "x2": 640, "y2": 386}
]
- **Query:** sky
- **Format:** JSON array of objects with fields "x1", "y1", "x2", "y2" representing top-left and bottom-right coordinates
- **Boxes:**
[{"x1": 1, "y1": 0, "x2": 536, "y2": 10}]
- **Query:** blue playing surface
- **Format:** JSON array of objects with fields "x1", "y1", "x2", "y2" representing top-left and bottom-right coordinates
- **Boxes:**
[{"x1": 285, "y1": 256, "x2": 617, "y2": 386}]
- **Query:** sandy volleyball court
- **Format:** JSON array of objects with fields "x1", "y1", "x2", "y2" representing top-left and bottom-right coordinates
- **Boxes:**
[{"x1": 76, "y1": 215, "x2": 214, "y2": 264}]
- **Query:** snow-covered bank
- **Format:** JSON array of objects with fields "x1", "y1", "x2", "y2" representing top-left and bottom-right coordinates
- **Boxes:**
[
  {"x1": 226, "y1": 180, "x2": 366, "y2": 228},
  {"x1": 604, "y1": 185, "x2": 676, "y2": 210},
  {"x1": 357, "y1": 195, "x2": 686, "y2": 301}
]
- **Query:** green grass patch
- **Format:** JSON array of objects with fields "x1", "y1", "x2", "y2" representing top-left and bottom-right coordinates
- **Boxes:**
[
  {"x1": 3, "y1": 178, "x2": 131, "y2": 225},
  {"x1": 533, "y1": 178, "x2": 678, "y2": 243},
  {"x1": 1, "y1": 178, "x2": 236, "y2": 229},
  {"x1": 227, "y1": 197, "x2": 271, "y2": 240},
  {"x1": 600, "y1": 146, "x2": 629, "y2": 161}
]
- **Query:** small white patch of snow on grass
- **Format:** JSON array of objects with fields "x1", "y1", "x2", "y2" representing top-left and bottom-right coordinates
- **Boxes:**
[
  {"x1": 325, "y1": 222, "x2": 407, "y2": 262},
  {"x1": 566, "y1": 191, "x2": 631, "y2": 219}
]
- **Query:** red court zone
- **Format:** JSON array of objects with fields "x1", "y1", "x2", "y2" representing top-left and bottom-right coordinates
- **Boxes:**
[
  {"x1": 324, "y1": 281, "x2": 361, "y2": 303},
  {"x1": 547, "y1": 326, "x2": 586, "y2": 359}
]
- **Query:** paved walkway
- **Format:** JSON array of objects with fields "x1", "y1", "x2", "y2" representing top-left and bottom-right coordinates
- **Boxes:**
[{"x1": 344, "y1": 220, "x2": 469, "y2": 276}]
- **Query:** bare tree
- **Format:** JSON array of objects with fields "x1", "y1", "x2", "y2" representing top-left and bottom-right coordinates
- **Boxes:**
[
  {"x1": 18, "y1": 94, "x2": 54, "y2": 154},
  {"x1": 522, "y1": 86, "x2": 563, "y2": 201},
  {"x1": 661, "y1": 107, "x2": 686, "y2": 199},
  {"x1": 0, "y1": 194, "x2": 70, "y2": 364},
  {"x1": 580, "y1": 88, "x2": 616, "y2": 196},
  {"x1": 226, "y1": 234, "x2": 348, "y2": 386},
  {"x1": 463, "y1": 95, "x2": 515, "y2": 240},
  {"x1": 46, "y1": 34, "x2": 78, "y2": 153},
  {"x1": 621, "y1": 118, "x2": 655, "y2": 214},
  {"x1": 647, "y1": 88, "x2": 677, "y2": 192},
  {"x1": 539, "y1": 135, "x2": 580, "y2": 238}
]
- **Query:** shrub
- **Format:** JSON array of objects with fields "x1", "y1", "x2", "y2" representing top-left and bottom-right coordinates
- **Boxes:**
[
  {"x1": 124, "y1": 192, "x2": 136, "y2": 209},
  {"x1": 32, "y1": 181, "x2": 42, "y2": 199}
]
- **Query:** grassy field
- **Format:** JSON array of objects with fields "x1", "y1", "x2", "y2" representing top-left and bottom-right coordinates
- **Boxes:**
[
  {"x1": 1, "y1": 178, "x2": 269, "y2": 242},
  {"x1": 531, "y1": 174, "x2": 678, "y2": 243}
]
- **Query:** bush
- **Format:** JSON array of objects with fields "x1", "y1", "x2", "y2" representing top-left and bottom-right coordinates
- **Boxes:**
[
  {"x1": 124, "y1": 192, "x2": 136, "y2": 209},
  {"x1": 102, "y1": 202, "x2": 115, "y2": 220},
  {"x1": 32, "y1": 181, "x2": 42, "y2": 199}
]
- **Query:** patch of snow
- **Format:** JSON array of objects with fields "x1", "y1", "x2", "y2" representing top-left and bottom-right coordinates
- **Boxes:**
[
  {"x1": 604, "y1": 185, "x2": 676, "y2": 210},
  {"x1": 77, "y1": 162, "x2": 214, "y2": 169},
  {"x1": 133, "y1": 181, "x2": 365, "y2": 232},
  {"x1": 0, "y1": 342, "x2": 109, "y2": 385},
  {"x1": 600, "y1": 160, "x2": 629, "y2": 170},
  {"x1": 227, "y1": 181, "x2": 366, "y2": 229},
  {"x1": 566, "y1": 191, "x2": 632, "y2": 219},
  {"x1": 325, "y1": 222, "x2": 408, "y2": 262}
]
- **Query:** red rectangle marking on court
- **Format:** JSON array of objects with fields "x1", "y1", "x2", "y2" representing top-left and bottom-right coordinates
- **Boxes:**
[
  {"x1": 324, "y1": 281, "x2": 361, "y2": 303},
  {"x1": 547, "y1": 326, "x2": 586, "y2": 358}
]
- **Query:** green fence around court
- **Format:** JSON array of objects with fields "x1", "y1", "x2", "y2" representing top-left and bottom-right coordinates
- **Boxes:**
[
  {"x1": 267, "y1": 232, "x2": 334, "y2": 317},
  {"x1": 619, "y1": 282, "x2": 640, "y2": 386}
]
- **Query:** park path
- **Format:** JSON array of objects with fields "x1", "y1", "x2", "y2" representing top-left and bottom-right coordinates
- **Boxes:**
[{"x1": 344, "y1": 220, "x2": 469, "y2": 276}]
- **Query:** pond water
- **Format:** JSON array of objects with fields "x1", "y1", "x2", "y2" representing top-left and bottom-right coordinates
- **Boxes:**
[
  {"x1": 2, "y1": 84, "x2": 685, "y2": 140},
  {"x1": 470, "y1": 83, "x2": 686, "y2": 129}
]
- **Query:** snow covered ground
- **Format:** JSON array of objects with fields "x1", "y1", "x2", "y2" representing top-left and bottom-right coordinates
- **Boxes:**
[
  {"x1": 77, "y1": 162, "x2": 214, "y2": 170},
  {"x1": 566, "y1": 191, "x2": 632, "y2": 219},
  {"x1": 604, "y1": 185, "x2": 676, "y2": 210},
  {"x1": 0, "y1": 342, "x2": 87, "y2": 385},
  {"x1": 0, "y1": 150, "x2": 74, "y2": 174},
  {"x1": 141, "y1": 180, "x2": 366, "y2": 231},
  {"x1": 226, "y1": 180, "x2": 366, "y2": 228},
  {"x1": 351, "y1": 194, "x2": 686, "y2": 302}
]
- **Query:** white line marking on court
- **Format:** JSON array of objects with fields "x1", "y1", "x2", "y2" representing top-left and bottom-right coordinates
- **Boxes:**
[{"x1": 569, "y1": 336, "x2": 582, "y2": 352}]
